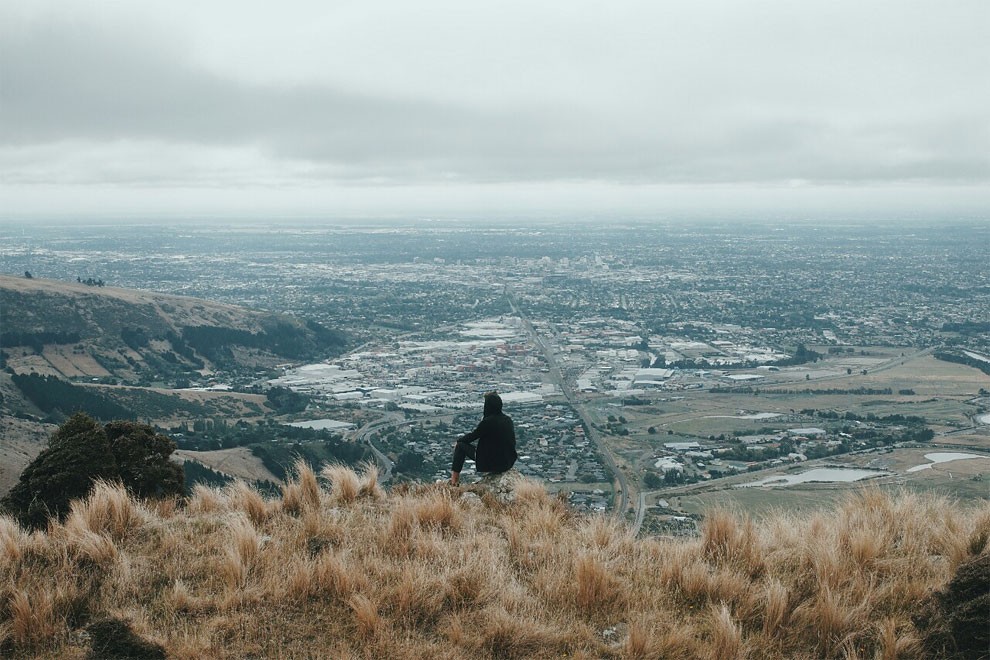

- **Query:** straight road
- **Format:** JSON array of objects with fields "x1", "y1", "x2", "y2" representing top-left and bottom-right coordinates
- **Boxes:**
[{"x1": 507, "y1": 294, "x2": 634, "y2": 520}]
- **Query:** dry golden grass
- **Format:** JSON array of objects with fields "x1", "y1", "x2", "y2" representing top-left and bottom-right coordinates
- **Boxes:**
[{"x1": 0, "y1": 475, "x2": 986, "y2": 659}]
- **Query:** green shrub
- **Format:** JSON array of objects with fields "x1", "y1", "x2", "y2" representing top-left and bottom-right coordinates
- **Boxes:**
[{"x1": 1, "y1": 413, "x2": 184, "y2": 529}]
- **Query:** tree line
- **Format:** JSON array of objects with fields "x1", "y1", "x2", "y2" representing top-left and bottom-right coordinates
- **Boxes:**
[{"x1": 10, "y1": 372, "x2": 134, "y2": 421}]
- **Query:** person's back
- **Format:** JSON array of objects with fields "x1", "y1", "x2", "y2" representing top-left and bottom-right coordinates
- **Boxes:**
[{"x1": 449, "y1": 391, "x2": 517, "y2": 485}]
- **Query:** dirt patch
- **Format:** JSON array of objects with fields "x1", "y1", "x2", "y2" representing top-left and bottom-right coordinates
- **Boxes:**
[
  {"x1": 174, "y1": 447, "x2": 282, "y2": 484},
  {"x1": 914, "y1": 553, "x2": 990, "y2": 659},
  {"x1": 0, "y1": 417, "x2": 53, "y2": 496}
]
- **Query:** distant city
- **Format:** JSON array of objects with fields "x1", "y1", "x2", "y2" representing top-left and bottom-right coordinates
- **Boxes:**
[{"x1": 2, "y1": 220, "x2": 987, "y2": 523}]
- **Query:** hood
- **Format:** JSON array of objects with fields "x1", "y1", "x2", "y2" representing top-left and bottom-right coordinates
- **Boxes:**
[{"x1": 483, "y1": 392, "x2": 503, "y2": 416}]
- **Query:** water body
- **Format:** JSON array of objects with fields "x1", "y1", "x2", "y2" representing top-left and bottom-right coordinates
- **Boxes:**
[
  {"x1": 739, "y1": 468, "x2": 889, "y2": 488},
  {"x1": 708, "y1": 412, "x2": 781, "y2": 420},
  {"x1": 286, "y1": 419, "x2": 355, "y2": 431},
  {"x1": 906, "y1": 452, "x2": 985, "y2": 473}
]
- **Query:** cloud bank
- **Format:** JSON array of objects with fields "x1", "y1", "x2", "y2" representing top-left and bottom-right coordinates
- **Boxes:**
[{"x1": 1, "y1": 0, "x2": 988, "y2": 218}]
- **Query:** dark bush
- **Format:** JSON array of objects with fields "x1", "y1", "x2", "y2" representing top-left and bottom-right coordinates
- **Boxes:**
[
  {"x1": 104, "y1": 421, "x2": 184, "y2": 499},
  {"x1": 1, "y1": 414, "x2": 117, "y2": 529},
  {"x1": 1, "y1": 414, "x2": 184, "y2": 529}
]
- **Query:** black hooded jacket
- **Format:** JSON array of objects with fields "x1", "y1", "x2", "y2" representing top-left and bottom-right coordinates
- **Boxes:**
[{"x1": 457, "y1": 393, "x2": 517, "y2": 473}]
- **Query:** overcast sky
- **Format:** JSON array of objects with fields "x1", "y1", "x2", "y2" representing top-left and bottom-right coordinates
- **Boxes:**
[{"x1": 1, "y1": 0, "x2": 988, "y2": 220}]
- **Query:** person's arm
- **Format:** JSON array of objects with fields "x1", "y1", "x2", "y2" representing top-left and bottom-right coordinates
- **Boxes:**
[{"x1": 456, "y1": 420, "x2": 484, "y2": 445}]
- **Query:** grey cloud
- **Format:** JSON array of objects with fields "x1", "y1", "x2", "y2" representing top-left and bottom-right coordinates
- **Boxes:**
[{"x1": 1, "y1": 16, "x2": 988, "y2": 187}]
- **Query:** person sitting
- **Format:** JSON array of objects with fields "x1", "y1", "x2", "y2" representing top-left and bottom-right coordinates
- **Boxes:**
[{"x1": 449, "y1": 391, "x2": 517, "y2": 486}]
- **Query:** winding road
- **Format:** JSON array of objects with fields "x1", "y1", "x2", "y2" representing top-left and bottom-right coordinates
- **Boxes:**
[{"x1": 348, "y1": 416, "x2": 399, "y2": 482}]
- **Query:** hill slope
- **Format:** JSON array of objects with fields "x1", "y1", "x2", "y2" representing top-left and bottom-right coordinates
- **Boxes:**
[
  {"x1": 0, "y1": 469, "x2": 987, "y2": 658},
  {"x1": 0, "y1": 274, "x2": 345, "y2": 385}
]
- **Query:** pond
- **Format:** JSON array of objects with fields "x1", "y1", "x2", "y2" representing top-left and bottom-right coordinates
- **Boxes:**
[
  {"x1": 738, "y1": 467, "x2": 890, "y2": 488},
  {"x1": 906, "y1": 452, "x2": 985, "y2": 473}
]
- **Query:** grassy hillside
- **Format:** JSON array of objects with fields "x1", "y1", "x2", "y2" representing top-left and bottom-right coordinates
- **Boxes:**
[
  {"x1": 1, "y1": 469, "x2": 987, "y2": 659},
  {"x1": 0, "y1": 274, "x2": 345, "y2": 387}
]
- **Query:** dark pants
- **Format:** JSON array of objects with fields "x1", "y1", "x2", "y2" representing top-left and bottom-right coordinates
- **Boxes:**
[{"x1": 451, "y1": 440, "x2": 476, "y2": 473}]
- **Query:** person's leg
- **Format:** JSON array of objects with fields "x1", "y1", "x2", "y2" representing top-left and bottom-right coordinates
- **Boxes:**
[{"x1": 450, "y1": 440, "x2": 476, "y2": 485}]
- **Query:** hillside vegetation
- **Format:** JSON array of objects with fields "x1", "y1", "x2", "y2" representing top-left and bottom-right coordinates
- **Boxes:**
[
  {"x1": 0, "y1": 274, "x2": 345, "y2": 389},
  {"x1": 1, "y1": 467, "x2": 987, "y2": 659}
]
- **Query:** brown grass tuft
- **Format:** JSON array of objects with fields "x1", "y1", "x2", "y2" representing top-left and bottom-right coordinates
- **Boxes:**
[
  {"x1": 0, "y1": 515, "x2": 30, "y2": 566},
  {"x1": 358, "y1": 461, "x2": 383, "y2": 500},
  {"x1": 64, "y1": 480, "x2": 145, "y2": 540},
  {"x1": 513, "y1": 475, "x2": 550, "y2": 504},
  {"x1": 761, "y1": 578, "x2": 791, "y2": 636},
  {"x1": 313, "y1": 551, "x2": 356, "y2": 599},
  {"x1": 702, "y1": 508, "x2": 764, "y2": 577},
  {"x1": 446, "y1": 565, "x2": 487, "y2": 609},
  {"x1": 797, "y1": 584, "x2": 860, "y2": 656},
  {"x1": 186, "y1": 483, "x2": 224, "y2": 514},
  {"x1": 707, "y1": 603, "x2": 745, "y2": 660},
  {"x1": 581, "y1": 514, "x2": 624, "y2": 550},
  {"x1": 574, "y1": 553, "x2": 623, "y2": 617},
  {"x1": 624, "y1": 617, "x2": 664, "y2": 659},
  {"x1": 220, "y1": 515, "x2": 262, "y2": 589},
  {"x1": 323, "y1": 464, "x2": 360, "y2": 504},
  {"x1": 965, "y1": 507, "x2": 990, "y2": 558},
  {"x1": 876, "y1": 618, "x2": 921, "y2": 659},
  {"x1": 388, "y1": 563, "x2": 446, "y2": 626},
  {"x1": 224, "y1": 480, "x2": 269, "y2": 525},
  {"x1": 387, "y1": 501, "x2": 418, "y2": 556},
  {"x1": 655, "y1": 624, "x2": 700, "y2": 659},
  {"x1": 415, "y1": 490, "x2": 461, "y2": 532},
  {"x1": 280, "y1": 482, "x2": 304, "y2": 516},
  {"x1": 287, "y1": 459, "x2": 323, "y2": 511},
  {"x1": 669, "y1": 556, "x2": 712, "y2": 605},
  {"x1": 6, "y1": 588, "x2": 57, "y2": 650},
  {"x1": 164, "y1": 579, "x2": 210, "y2": 614},
  {"x1": 64, "y1": 526, "x2": 120, "y2": 566},
  {"x1": 348, "y1": 593, "x2": 380, "y2": 639},
  {"x1": 477, "y1": 606, "x2": 564, "y2": 659}
]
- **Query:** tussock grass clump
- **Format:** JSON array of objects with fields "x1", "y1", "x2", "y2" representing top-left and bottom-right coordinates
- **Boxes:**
[
  {"x1": 4, "y1": 588, "x2": 57, "y2": 651},
  {"x1": 186, "y1": 483, "x2": 224, "y2": 514},
  {"x1": 64, "y1": 480, "x2": 147, "y2": 541},
  {"x1": 224, "y1": 479, "x2": 270, "y2": 525},
  {"x1": 0, "y1": 478, "x2": 986, "y2": 658},
  {"x1": 322, "y1": 464, "x2": 361, "y2": 504},
  {"x1": 0, "y1": 516, "x2": 33, "y2": 566}
]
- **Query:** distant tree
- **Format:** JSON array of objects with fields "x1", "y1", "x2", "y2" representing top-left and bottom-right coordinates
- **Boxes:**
[
  {"x1": 396, "y1": 450, "x2": 425, "y2": 474},
  {"x1": 1, "y1": 414, "x2": 184, "y2": 529},
  {"x1": 643, "y1": 471, "x2": 663, "y2": 488},
  {"x1": 265, "y1": 386, "x2": 310, "y2": 414},
  {"x1": 647, "y1": 426, "x2": 657, "y2": 435},
  {"x1": 10, "y1": 372, "x2": 134, "y2": 420},
  {"x1": 182, "y1": 460, "x2": 233, "y2": 490},
  {"x1": 23, "y1": 271, "x2": 32, "y2": 279}
]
